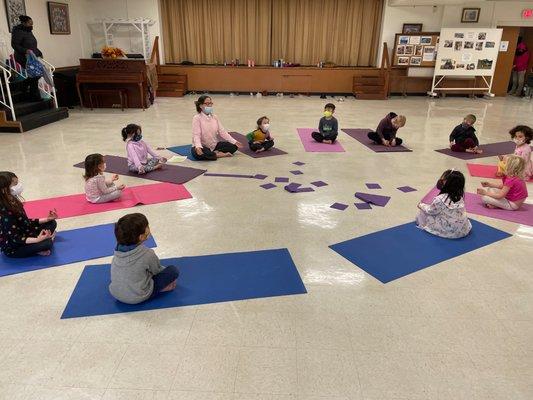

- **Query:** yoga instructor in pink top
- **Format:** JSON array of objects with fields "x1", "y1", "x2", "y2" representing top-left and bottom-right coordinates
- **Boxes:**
[{"x1": 191, "y1": 95, "x2": 243, "y2": 161}]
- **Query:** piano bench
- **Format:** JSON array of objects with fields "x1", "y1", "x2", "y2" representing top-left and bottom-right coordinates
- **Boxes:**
[{"x1": 88, "y1": 89, "x2": 128, "y2": 111}]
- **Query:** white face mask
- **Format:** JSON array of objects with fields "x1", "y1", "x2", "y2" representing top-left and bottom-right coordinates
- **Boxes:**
[
  {"x1": 262, "y1": 123, "x2": 270, "y2": 131},
  {"x1": 513, "y1": 138, "x2": 524, "y2": 145},
  {"x1": 10, "y1": 182, "x2": 23, "y2": 197}
]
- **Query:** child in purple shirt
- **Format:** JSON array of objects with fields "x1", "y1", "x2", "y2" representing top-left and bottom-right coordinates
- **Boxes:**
[{"x1": 122, "y1": 124, "x2": 166, "y2": 174}]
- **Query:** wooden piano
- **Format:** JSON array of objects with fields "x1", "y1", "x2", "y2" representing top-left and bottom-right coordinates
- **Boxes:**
[{"x1": 76, "y1": 58, "x2": 149, "y2": 110}]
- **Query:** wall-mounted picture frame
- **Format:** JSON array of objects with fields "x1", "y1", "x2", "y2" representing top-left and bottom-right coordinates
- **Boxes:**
[
  {"x1": 4, "y1": 0, "x2": 26, "y2": 32},
  {"x1": 47, "y1": 1, "x2": 70, "y2": 35},
  {"x1": 402, "y1": 23, "x2": 423, "y2": 34},
  {"x1": 461, "y1": 8, "x2": 480, "y2": 23}
]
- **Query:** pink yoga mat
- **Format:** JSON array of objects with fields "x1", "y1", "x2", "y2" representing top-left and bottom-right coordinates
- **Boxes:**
[
  {"x1": 24, "y1": 183, "x2": 192, "y2": 219},
  {"x1": 467, "y1": 163, "x2": 533, "y2": 183},
  {"x1": 422, "y1": 187, "x2": 533, "y2": 227},
  {"x1": 296, "y1": 128, "x2": 345, "y2": 152}
]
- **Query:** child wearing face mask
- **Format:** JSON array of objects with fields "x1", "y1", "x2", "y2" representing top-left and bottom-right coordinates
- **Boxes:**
[
  {"x1": 247, "y1": 116, "x2": 275, "y2": 153},
  {"x1": 416, "y1": 169, "x2": 471, "y2": 239},
  {"x1": 0, "y1": 171, "x2": 58, "y2": 258},
  {"x1": 312, "y1": 103, "x2": 338, "y2": 144},
  {"x1": 122, "y1": 124, "x2": 166, "y2": 174},
  {"x1": 109, "y1": 213, "x2": 179, "y2": 304},
  {"x1": 367, "y1": 112, "x2": 406, "y2": 146},
  {"x1": 479, "y1": 155, "x2": 528, "y2": 210},
  {"x1": 84, "y1": 153, "x2": 125, "y2": 203},
  {"x1": 496, "y1": 125, "x2": 532, "y2": 180},
  {"x1": 449, "y1": 114, "x2": 482, "y2": 154}
]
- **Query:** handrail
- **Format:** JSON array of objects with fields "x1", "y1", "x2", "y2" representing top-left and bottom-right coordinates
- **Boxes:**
[
  {"x1": 0, "y1": 63, "x2": 15, "y2": 120},
  {"x1": 39, "y1": 57, "x2": 58, "y2": 108},
  {"x1": 150, "y1": 36, "x2": 160, "y2": 66}
]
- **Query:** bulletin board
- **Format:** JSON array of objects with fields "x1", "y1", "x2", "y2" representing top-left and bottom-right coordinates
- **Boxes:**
[
  {"x1": 430, "y1": 28, "x2": 503, "y2": 96},
  {"x1": 392, "y1": 32, "x2": 440, "y2": 68}
]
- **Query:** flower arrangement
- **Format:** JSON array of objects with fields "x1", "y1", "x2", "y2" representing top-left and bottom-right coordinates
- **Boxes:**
[{"x1": 101, "y1": 46, "x2": 126, "y2": 59}]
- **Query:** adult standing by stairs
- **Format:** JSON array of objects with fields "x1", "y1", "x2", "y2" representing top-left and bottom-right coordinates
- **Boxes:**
[{"x1": 11, "y1": 15, "x2": 42, "y2": 102}]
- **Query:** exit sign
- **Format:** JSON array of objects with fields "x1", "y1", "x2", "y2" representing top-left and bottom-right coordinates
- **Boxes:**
[{"x1": 523, "y1": 9, "x2": 533, "y2": 18}]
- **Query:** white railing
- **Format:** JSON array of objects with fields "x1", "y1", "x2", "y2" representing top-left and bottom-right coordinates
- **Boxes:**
[
  {"x1": 38, "y1": 58, "x2": 58, "y2": 108},
  {"x1": 0, "y1": 63, "x2": 15, "y2": 120}
]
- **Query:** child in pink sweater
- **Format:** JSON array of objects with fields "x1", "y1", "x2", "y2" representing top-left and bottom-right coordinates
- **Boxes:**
[{"x1": 122, "y1": 124, "x2": 166, "y2": 174}]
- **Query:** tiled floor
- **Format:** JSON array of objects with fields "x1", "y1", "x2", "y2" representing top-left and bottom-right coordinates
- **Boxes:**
[{"x1": 0, "y1": 94, "x2": 532, "y2": 399}]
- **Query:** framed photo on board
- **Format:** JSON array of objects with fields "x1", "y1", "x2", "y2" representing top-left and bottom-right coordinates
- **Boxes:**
[
  {"x1": 4, "y1": 0, "x2": 26, "y2": 32},
  {"x1": 392, "y1": 32, "x2": 440, "y2": 68},
  {"x1": 461, "y1": 8, "x2": 480, "y2": 23},
  {"x1": 47, "y1": 1, "x2": 70, "y2": 35},
  {"x1": 402, "y1": 23, "x2": 423, "y2": 34}
]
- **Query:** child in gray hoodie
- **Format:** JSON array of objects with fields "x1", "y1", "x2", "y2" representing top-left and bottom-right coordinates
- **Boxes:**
[{"x1": 109, "y1": 213, "x2": 179, "y2": 304}]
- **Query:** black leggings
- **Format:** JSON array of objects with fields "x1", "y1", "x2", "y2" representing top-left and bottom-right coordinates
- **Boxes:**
[
  {"x1": 150, "y1": 265, "x2": 180, "y2": 298},
  {"x1": 367, "y1": 131, "x2": 403, "y2": 146},
  {"x1": 8, "y1": 220, "x2": 57, "y2": 258},
  {"x1": 249, "y1": 139, "x2": 274, "y2": 152},
  {"x1": 312, "y1": 131, "x2": 338, "y2": 143},
  {"x1": 191, "y1": 141, "x2": 238, "y2": 161}
]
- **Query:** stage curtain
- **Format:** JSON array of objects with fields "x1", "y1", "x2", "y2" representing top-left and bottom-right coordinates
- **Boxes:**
[
  {"x1": 161, "y1": 0, "x2": 383, "y2": 66},
  {"x1": 271, "y1": 0, "x2": 383, "y2": 66},
  {"x1": 161, "y1": 0, "x2": 272, "y2": 65}
]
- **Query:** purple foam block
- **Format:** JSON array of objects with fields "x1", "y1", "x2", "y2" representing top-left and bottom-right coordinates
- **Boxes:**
[
  {"x1": 290, "y1": 170, "x2": 303, "y2": 175},
  {"x1": 254, "y1": 174, "x2": 268, "y2": 180},
  {"x1": 366, "y1": 183, "x2": 382, "y2": 189},
  {"x1": 354, "y1": 192, "x2": 391, "y2": 207},
  {"x1": 260, "y1": 183, "x2": 276, "y2": 190},
  {"x1": 293, "y1": 161, "x2": 306, "y2": 166},
  {"x1": 275, "y1": 177, "x2": 290, "y2": 183},
  {"x1": 330, "y1": 202, "x2": 349, "y2": 211},
  {"x1": 354, "y1": 202, "x2": 372, "y2": 210},
  {"x1": 397, "y1": 186, "x2": 417, "y2": 193},
  {"x1": 284, "y1": 183, "x2": 302, "y2": 193},
  {"x1": 311, "y1": 181, "x2": 328, "y2": 187},
  {"x1": 295, "y1": 187, "x2": 315, "y2": 193},
  {"x1": 204, "y1": 173, "x2": 254, "y2": 178}
]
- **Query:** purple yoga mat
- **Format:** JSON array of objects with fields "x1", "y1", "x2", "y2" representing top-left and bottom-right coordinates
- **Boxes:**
[
  {"x1": 422, "y1": 187, "x2": 533, "y2": 227},
  {"x1": 73, "y1": 155, "x2": 205, "y2": 185},
  {"x1": 354, "y1": 192, "x2": 391, "y2": 207},
  {"x1": 296, "y1": 128, "x2": 345, "y2": 152},
  {"x1": 366, "y1": 183, "x2": 382, "y2": 189},
  {"x1": 204, "y1": 173, "x2": 254, "y2": 178},
  {"x1": 311, "y1": 181, "x2": 328, "y2": 187},
  {"x1": 330, "y1": 202, "x2": 349, "y2": 211},
  {"x1": 355, "y1": 202, "x2": 372, "y2": 210},
  {"x1": 228, "y1": 132, "x2": 288, "y2": 158},
  {"x1": 260, "y1": 183, "x2": 276, "y2": 190},
  {"x1": 275, "y1": 177, "x2": 289, "y2": 183},
  {"x1": 397, "y1": 186, "x2": 417, "y2": 193},
  {"x1": 341, "y1": 129, "x2": 412, "y2": 153},
  {"x1": 434, "y1": 141, "x2": 516, "y2": 160}
]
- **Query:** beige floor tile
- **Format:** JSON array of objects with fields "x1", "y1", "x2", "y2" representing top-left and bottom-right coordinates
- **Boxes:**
[
  {"x1": 172, "y1": 346, "x2": 239, "y2": 393},
  {"x1": 102, "y1": 389, "x2": 168, "y2": 400},
  {"x1": 235, "y1": 347, "x2": 297, "y2": 395},
  {"x1": 26, "y1": 387, "x2": 105, "y2": 400},
  {"x1": 186, "y1": 309, "x2": 244, "y2": 347},
  {"x1": 108, "y1": 344, "x2": 181, "y2": 390},
  {"x1": 240, "y1": 312, "x2": 296, "y2": 349}
]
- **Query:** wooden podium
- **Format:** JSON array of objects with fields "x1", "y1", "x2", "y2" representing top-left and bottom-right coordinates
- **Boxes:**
[{"x1": 76, "y1": 59, "x2": 149, "y2": 110}]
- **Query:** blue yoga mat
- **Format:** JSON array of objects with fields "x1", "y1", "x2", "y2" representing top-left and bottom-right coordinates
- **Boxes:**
[
  {"x1": 61, "y1": 248, "x2": 307, "y2": 318},
  {"x1": 330, "y1": 220, "x2": 511, "y2": 283},
  {"x1": 167, "y1": 145, "x2": 195, "y2": 161},
  {"x1": 0, "y1": 223, "x2": 157, "y2": 278}
]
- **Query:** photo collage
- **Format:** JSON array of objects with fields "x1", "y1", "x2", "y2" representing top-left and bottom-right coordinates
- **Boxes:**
[
  {"x1": 394, "y1": 33, "x2": 438, "y2": 67},
  {"x1": 439, "y1": 31, "x2": 496, "y2": 72}
]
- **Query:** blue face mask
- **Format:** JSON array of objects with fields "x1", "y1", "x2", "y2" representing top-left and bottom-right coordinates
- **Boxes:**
[
  {"x1": 203, "y1": 106, "x2": 213, "y2": 115},
  {"x1": 133, "y1": 132, "x2": 142, "y2": 142}
]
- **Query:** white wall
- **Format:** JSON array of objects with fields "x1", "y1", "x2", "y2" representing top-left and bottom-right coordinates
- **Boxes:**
[{"x1": 0, "y1": 0, "x2": 89, "y2": 67}]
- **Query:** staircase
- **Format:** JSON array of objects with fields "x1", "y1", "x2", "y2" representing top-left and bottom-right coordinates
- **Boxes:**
[
  {"x1": 149, "y1": 36, "x2": 188, "y2": 98},
  {"x1": 1, "y1": 79, "x2": 68, "y2": 132},
  {"x1": 352, "y1": 43, "x2": 391, "y2": 100},
  {"x1": 0, "y1": 55, "x2": 68, "y2": 133}
]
